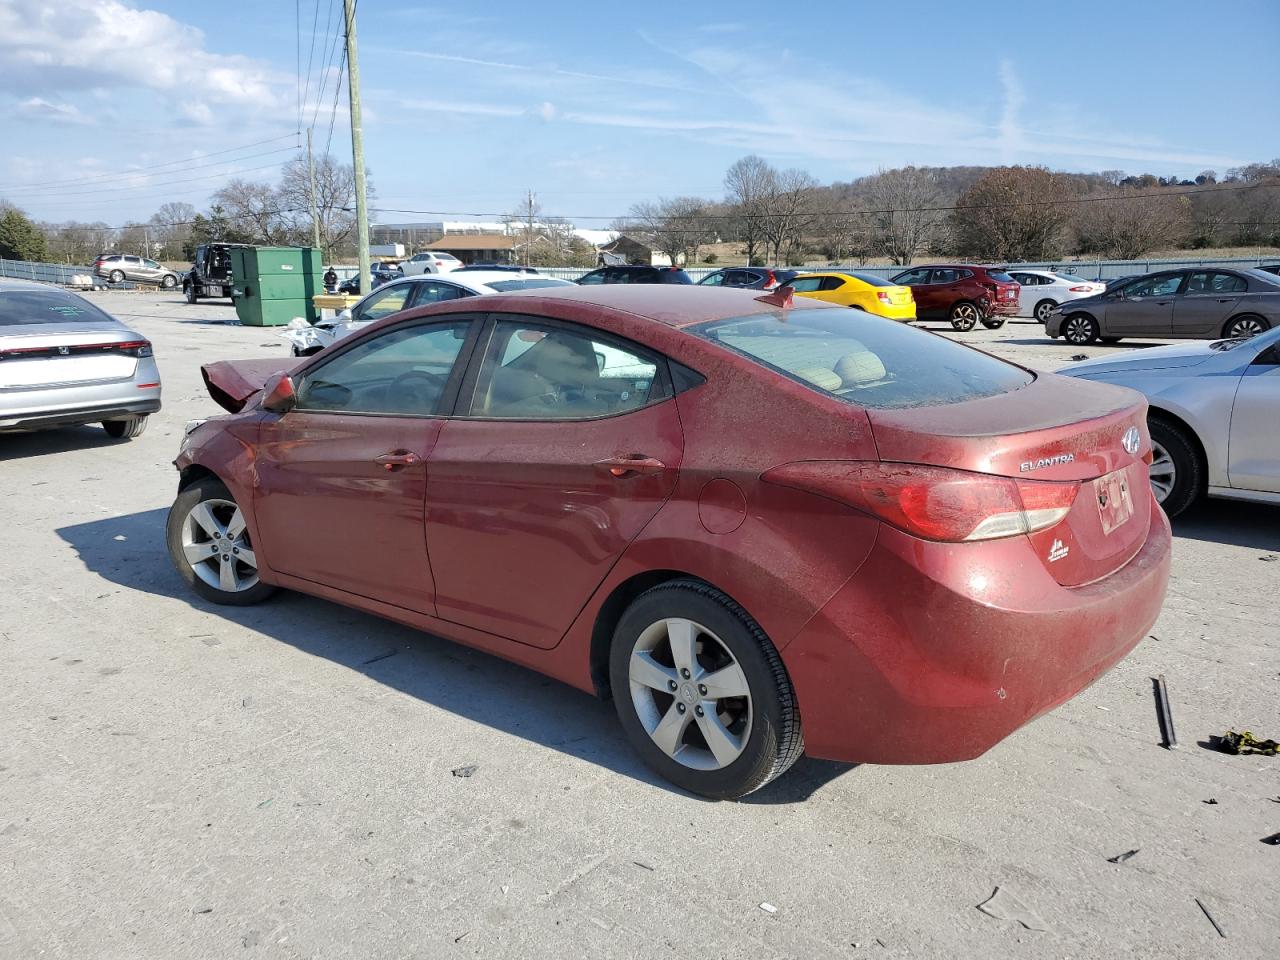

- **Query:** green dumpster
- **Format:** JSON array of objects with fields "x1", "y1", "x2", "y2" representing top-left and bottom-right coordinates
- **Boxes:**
[{"x1": 230, "y1": 246, "x2": 323, "y2": 326}]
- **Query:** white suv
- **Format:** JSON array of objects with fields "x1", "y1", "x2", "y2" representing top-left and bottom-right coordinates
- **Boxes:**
[{"x1": 401, "y1": 251, "x2": 462, "y2": 275}]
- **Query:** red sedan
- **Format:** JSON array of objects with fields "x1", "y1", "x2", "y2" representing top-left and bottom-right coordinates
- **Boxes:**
[{"x1": 169, "y1": 286, "x2": 1170, "y2": 799}]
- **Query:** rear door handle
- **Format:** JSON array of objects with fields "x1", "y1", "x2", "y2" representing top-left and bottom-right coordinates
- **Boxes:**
[
  {"x1": 374, "y1": 450, "x2": 421, "y2": 471},
  {"x1": 596, "y1": 455, "x2": 666, "y2": 478}
]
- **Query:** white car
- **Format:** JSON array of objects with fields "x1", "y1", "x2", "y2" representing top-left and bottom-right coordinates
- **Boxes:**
[
  {"x1": 1006, "y1": 270, "x2": 1105, "y2": 323},
  {"x1": 400, "y1": 251, "x2": 463, "y2": 275},
  {"x1": 282, "y1": 272, "x2": 575, "y2": 355}
]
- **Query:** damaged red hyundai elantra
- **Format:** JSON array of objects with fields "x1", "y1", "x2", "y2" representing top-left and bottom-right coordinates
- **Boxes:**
[{"x1": 169, "y1": 285, "x2": 1170, "y2": 798}]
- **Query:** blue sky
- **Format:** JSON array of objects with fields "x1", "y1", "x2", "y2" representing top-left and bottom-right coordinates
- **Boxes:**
[{"x1": 2, "y1": 0, "x2": 1277, "y2": 226}]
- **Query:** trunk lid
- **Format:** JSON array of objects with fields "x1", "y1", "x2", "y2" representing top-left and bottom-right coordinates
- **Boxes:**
[
  {"x1": 867, "y1": 372, "x2": 1153, "y2": 586},
  {"x1": 201, "y1": 357, "x2": 299, "y2": 412},
  {"x1": 0, "y1": 324, "x2": 142, "y2": 388}
]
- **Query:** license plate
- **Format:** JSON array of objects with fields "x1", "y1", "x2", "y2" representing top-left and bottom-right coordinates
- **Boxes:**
[
  {"x1": 1095, "y1": 470, "x2": 1134, "y2": 534},
  {"x1": 210, "y1": 286, "x2": 224, "y2": 296}
]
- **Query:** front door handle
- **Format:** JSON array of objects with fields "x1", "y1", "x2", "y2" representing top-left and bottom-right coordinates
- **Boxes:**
[
  {"x1": 374, "y1": 450, "x2": 421, "y2": 471},
  {"x1": 596, "y1": 455, "x2": 666, "y2": 478}
]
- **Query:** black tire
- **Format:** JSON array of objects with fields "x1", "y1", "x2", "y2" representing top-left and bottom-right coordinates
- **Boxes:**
[
  {"x1": 1100, "y1": 336, "x2": 1123, "y2": 344},
  {"x1": 108, "y1": 269, "x2": 124, "y2": 284},
  {"x1": 980, "y1": 315, "x2": 1006, "y2": 329},
  {"x1": 186, "y1": 283, "x2": 198, "y2": 304},
  {"x1": 161, "y1": 275, "x2": 177, "y2": 289},
  {"x1": 166, "y1": 477, "x2": 276, "y2": 606},
  {"x1": 1034, "y1": 299, "x2": 1057, "y2": 323},
  {"x1": 102, "y1": 416, "x2": 148, "y2": 439},
  {"x1": 949, "y1": 301, "x2": 980, "y2": 331},
  {"x1": 1062, "y1": 312, "x2": 1100, "y2": 345},
  {"x1": 1148, "y1": 418, "x2": 1203, "y2": 518},
  {"x1": 1223, "y1": 314, "x2": 1269, "y2": 339},
  {"x1": 609, "y1": 579, "x2": 803, "y2": 800}
]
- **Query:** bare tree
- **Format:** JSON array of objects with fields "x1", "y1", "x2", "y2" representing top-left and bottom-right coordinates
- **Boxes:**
[
  {"x1": 952, "y1": 166, "x2": 1072, "y2": 262},
  {"x1": 1073, "y1": 191, "x2": 1190, "y2": 258},
  {"x1": 504, "y1": 191, "x2": 543, "y2": 267},
  {"x1": 863, "y1": 166, "x2": 947, "y2": 265},
  {"x1": 279, "y1": 153, "x2": 364, "y2": 258},
  {"x1": 212, "y1": 179, "x2": 290, "y2": 245},
  {"x1": 627, "y1": 197, "x2": 716, "y2": 265},
  {"x1": 759, "y1": 168, "x2": 818, "y2": 265},
  {"x1": 723, "y1": 155, "x2": 776, "y2": 265},
  {"x1": 149, "y1": 201, "x2": 197, "y2": 260}
]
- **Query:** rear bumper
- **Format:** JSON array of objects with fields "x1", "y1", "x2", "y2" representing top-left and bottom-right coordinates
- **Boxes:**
[
  {"x1": 782, "y1": 498, "x2": 1171, "y2": 764},
  {"x1": 0, "y1": 397, "x2": 160, "y2": 431},
  {"x1": 987, "y1": 298, "x2": 1020, "y2": 316},
  {"x1": 871, "y1": 303, "x2": 917, "y2": 322}
]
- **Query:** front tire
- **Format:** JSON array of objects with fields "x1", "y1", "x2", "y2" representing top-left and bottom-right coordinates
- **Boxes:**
[
  {"x1": 185, "y1": 283, "x2": 197, "y2": 304},
  {"x1": 1063, "y1": 313, "x2": 1100, "y2": 345},
  {"x1": 1224, "y1": 315, "x2": 1269, "y2": 339},
  {"x1": 1148, "y1": 418, "x2": 1202, "y2": 518},
  {"x1": 102, "y1": 416, "x2": 147, "y2": 439},
  {"x1": 166, "y1": 477, "x2": 276, "y2": 606},
  {"x1": 1034, "y1": 299, "x2": 1057, "y2": 323},
  {"x1": 949, "y1": 301, "x2": 980, "y2": 331},
  {"x1": 609, "y1": 580, "x2": 803, "y2": 799},
  {"x1": 161, "y1": 275, "x2": 177, "y2": 289}
]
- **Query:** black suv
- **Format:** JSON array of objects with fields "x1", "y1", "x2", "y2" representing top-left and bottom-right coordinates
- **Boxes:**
[
  {"x1": 575, "y1": 265, "x2": 692, "y2": 285},
  {"x1": 697, "y1": 267, "x2": 798, "y2": 290},
  {"x1": 184, "y1": 243, "x2": 252, "y2": 303}
]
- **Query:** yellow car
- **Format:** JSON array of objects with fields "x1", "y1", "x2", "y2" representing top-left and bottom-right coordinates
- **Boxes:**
[{"x1": 784, "y1": 271, "x2": 916, "y2": 321}]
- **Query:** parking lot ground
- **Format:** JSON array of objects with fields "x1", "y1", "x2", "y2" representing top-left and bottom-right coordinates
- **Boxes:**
[{"x1": 2, "y1": 292, "x2": 1277, "y2": 959}]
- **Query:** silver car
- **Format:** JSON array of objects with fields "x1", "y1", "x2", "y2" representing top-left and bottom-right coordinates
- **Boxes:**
[
  {"x1": 1046, "y1": 268, "x2": 1280, "y2": 345},
  {"x1": 1060, "y1": 326, "x2": 1280, "y2": 516},
  {"x1": 93, "y1": 253, "x2": 181, "y2": 289},
  {"x1": 0, "y1": 280, "x2": 161, "y2": 439}
]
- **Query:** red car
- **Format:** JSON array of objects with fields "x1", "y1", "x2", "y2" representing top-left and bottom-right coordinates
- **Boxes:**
[
  {"x1": 169, "y1": 286, "x2": 1170, "y2": 799},
  {"x1": 890, "y1": 264, "x2": 1021, "y2": 331}
]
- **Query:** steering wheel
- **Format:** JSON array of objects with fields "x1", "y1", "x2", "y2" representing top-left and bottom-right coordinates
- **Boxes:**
[{"x1": 386, "y1": 369, "x2": 445, "y2": 413}]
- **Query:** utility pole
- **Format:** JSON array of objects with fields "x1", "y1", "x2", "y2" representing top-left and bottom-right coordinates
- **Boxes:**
[
  {"x1": 525, "y1": 189, "x2": 534, "y2": 269},
  {"x1": 343, "y1": 0, "x2": 371, "y2": 295},
  {"x1": 306, "y1": 127, "x2": 322, "y2": 256}
]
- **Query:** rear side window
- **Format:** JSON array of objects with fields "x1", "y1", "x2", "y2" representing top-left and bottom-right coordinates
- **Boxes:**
[
  {"x1": 692, "y1": 308, "x2": 1033, "y2": 410},
  {"x1": 485, "y1": 279, "x2": 573, "y2": 292},
  {"x1": 987, "y1": 271, "x2": 1016, "y2": 283},
  {"x1": 0, "y1": 290, "x2": 116, "y2": 326},
  {"x1": 850, "y1": 272, "x2": 894, "y2": 287},
  {"x1": 786, "y1": 276, "x2": 824, "y2": 293}
]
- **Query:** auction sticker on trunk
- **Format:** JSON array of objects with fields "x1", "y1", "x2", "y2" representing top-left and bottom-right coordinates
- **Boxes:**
[{"x1": 1095, "y1": 469, "x2": 1134, "y2": 535}]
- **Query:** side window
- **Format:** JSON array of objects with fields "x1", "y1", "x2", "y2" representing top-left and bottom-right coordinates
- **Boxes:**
[
  {"x1": 1187, "y1": 271, "x2": 1246, "y2": 294},
  {"x1": 892, "y1": 268, "x2": 930, "y2": 285},
  {"x1": 577, "y1": 269, "x2": 605, "y2": 285},
  {"x1": 295, "y1": 321, "x2": 471, "y2": 415},
  {"x1": 931, "y1": 268, "x2": 960, "y2": 284},
  {"x1": 700, "y1": 271, "x2": 725, "y2": 286},
  {"x1": 412, "y1": 281, "x2": 468, "y2": 305},
  {"x1": 787, "y1": 276, "x2": 824, "y2": 293},
  {"x1": 469, "y1": 320, "x2": 664, "y2": 420},
  {"x1": 355, "y1": 283, "x2": 415, "y2": 322},
  {"x1": 143, "y1": 258, "x2": 160, "y2": 269},
  {"x1": 1128, "y1": 274, "x2": 1184, "y2": 298},
  {"x1": 820, "y1": 276, "x2": 846, "y2": 291},
  {"x1": 125, "y1": 256, "x2": 142, "y2": 265},
  {"x1": 956, "y1": 269, "x2": 974, "y2": 280}
]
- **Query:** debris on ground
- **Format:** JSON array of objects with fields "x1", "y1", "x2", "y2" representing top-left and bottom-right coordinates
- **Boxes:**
[
  {"x1": 1202, "y1": 798, "x2": 1218, "y2": 805},
  {"x1": 193, "y1": 907, "x2": 213, "y2": 915},
  {"x1": 1107, "y1": 849, "x2": 1139, "y2": 863},
  {"x1": 1153, "y1": 675, "x2": 1177, "y2": 749},
  {"x1": 453, "y1": 931, "x2": 470, "y2": 943},
  {"x1": 976, "y1": 887, "x2": 1049, "y2": 932},
  {"x1": 1262, "y1": 833, "x2": 1280, "y2": 845},
  {"x1": 451, "y1": 765, "x2": 478, "y2": 778},
  {"x1": 758, "y1": 903, "x2": 777, "y2": 914},
  {"x1": 1195, "y1": 898, "x2": 1226, "y2": 938},
  {"x1": 256, "y1": 798, "x2": 273, "y2": 809},
  {"x1": 1260, "y1": 554, "x2": 1277, "y2": 562},
  {"x1": 632, "y1": 861, "x2": 655, "y2": 871},
  {"x1": 1070, "y1": 354, "x2": 1089, "y2": 361},
  {"x1": 1216, "y1": 730, "x2": 1277, "y2": 756}
]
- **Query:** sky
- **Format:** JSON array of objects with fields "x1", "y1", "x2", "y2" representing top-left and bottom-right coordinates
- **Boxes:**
[{"x1": 1, "y1": 0, "x2": 1277, "y2": 228}]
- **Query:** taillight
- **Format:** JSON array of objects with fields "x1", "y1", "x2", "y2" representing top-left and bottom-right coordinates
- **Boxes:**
[
  {"x1": 761, "y1": 461, "x2": 1078, "y2": 542},
  {"x1": 117, "y1": 340, "x2": 154, "y2": 358},
  {"x1": 876, "y1": 291, "x2": 892, "y2": 303},
  {"x1": 1069, "y1": 285, "x2": 1094, "y2": 292}
]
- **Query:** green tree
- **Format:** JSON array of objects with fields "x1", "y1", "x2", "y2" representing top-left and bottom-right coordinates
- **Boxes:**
[{"x1": 0, "y1": 207, "x2": 49, "y2": 262}]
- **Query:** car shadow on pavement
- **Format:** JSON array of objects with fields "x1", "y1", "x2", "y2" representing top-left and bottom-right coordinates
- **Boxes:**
[
  {"x1": 1171, "y1": 498, "x2": 1280, "y2": 551},
  {"x1": 1, "y1": 425, "x2": 128, "y2": 461},
  {"x1": 56, "y1": 508, "x2": 856, "y2": 804}
]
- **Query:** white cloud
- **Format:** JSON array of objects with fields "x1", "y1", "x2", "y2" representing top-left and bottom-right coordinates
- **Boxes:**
[{"x1": 16, "y1": 97, "x2": 92, "y2": 125}]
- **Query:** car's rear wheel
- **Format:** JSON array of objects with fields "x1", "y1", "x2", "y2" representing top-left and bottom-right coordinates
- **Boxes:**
[
  {"x1": 108, "y1": 269, "x2": 124, "y2": 284},
  {"x1": 980, "y1": 315, "x2": 1006, "y2": 329},
  {"x1": 1100, "y1": 336, "x2": 1123, "y2": 344},
  {"x1": 185, "y1": 283, "x2": 197, "y2": 304},
  {"x1": 1224, "y1": 314, "x2": 1269, "y2": 339},
  {"x1": 1034, "y1": 299, "x2": 1057, "y2": 323},
  {"x1": 102, "y1": 416, "x2": 148, "y2": 439},
  {"x1": 1148, "y1": 418, "x2": 1202, "y2": 518},
  {"x1": 949, "y1": 301, "x2": 980, "y2": 331},
  {"x1": 1063, "y1": 313, "x2": 1100, "y2": 345},
  {"x1": 161, "y1": 275, "x2": 176, "y2": 289},
  {"x1": 609, "y1": 580, "x2": 803, "y2": 799},
  {"x1": 166, "y1": 477, "x2": 276, "y2": 606}
]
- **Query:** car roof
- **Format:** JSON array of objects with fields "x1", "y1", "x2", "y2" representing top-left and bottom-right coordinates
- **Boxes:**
[
  {"x1": 0, "y1": 278, "x2": 62, "y2": 293},
  {"x1": 474, "y1": 283, "x2": 838, "y2": 328}
]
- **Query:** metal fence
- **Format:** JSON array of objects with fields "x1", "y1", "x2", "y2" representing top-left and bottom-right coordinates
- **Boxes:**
[{"x1": 0, "y1": 258, "x2": 95, "y2": 285}]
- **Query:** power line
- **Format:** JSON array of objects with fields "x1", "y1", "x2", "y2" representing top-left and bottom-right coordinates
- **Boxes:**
[
  {"x1": 7, "y1": 151, "x2": 300, "y2": 202},
  {"x1": 300, "y1": 0, "x2": 324, "y2": 121},
  {"x1": 0, "y1": 134, "x2": 299, "y2": 193},
  {"x1": 324, "y1": 46, "x2": 348, "y2": 158},
  {"x1": 308, "y1": 1, "x2": 344, "y2": 132}
]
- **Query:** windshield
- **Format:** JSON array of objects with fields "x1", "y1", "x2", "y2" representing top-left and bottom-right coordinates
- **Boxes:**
[
  {"x1": 485, "y1": 279, "x2": 574, "y2": 292},
  {"x1": 0, "y1": 289, "x2": 117, "y2": 326},
  {"x1": 692, "y1": 307, "x2": 1033, "y2": 410},
  {"x1": 849, "y1": 272, "x2": 895, "y2": 287}
]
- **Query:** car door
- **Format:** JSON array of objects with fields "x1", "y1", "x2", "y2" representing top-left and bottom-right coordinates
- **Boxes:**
[
  {"x1": 253, "y1": 316, "x2": 481, "y2": 612},
  {"x1": 425, "y1": 315, "x2": 684, "y2": 649},
  {"x1": 1227, "y1": 340, "x2": 1280, "y2": 492},
  {"x1": 1173, "y1": 271, "x2": 1247, "y2": 337},
  {"x1": 122, "y1": 256, "x2": 144, "y2": 281},
  {"x1": 890, "y1": 267, "x2": 932, "y2": 313},
  {"x1": 927, "y1": 268, "x2": 965, "y2": 314},
  {"x1": 1106, "y1": 272, "x2": 1184, "y2": 336},
  {"x1": 1009, "y1": 272, "x2": 1038, "y2": 315}
]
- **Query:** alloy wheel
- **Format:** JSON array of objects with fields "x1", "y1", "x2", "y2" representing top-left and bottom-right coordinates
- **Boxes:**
[
  {"x1": 180, "y1": 498, "x2": 259, "y2": 592},
  {"x1": 1035, "y1": 301, "x2": 1055, "y2": 322},
  {"x1": 628, "y1": 617, "x2": 752, "y2": 771},
  {"x1": 1227, "y1": 317, "x2": 1265, "y2": 338},
  {"x1": 1149, "y1": 441, "x2": 1175, "y2": 505},
  {"x1": 951, "y1": 303, "x2": 978, "y2": 330},
  {"x1": 1065, "y1": 316, "x2": 1096, "y2": 344}
]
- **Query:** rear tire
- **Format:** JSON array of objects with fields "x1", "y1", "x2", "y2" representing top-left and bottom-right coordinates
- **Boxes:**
[
  {"x1": 609, "y1": 579, "x2": 803, "y2": 799},
  {"x1": 186, "y1": 283, "x2": 198, "y2": 304},
  {"x1": 1224, "y1": 315, "x2": 1269, "y2": 339},
  {"x1": 102, "y1": 416, "x2": 147, "y2": 439},
  {"x1": 1100, "y1": 336, "x2": 1123, "y2": 344},
  {"x1": 1063, "y1": 313, "x2": 1100, "y2": 345},
  {"x1": 108, "y1": 269, "x2": 124, "y2": 284},
  {"x1": 1148, "y1": 418, "x2": 1202, "y2": 518},
  {"x1": 949, "y1": 301, "x2": 980, "y2": 331},
  {"x1": 980, "y1": 315, "x2": 1006, "y2": 329},
  {"x1": 1034, "y1": 299, "x2": 1057, "y2": 323},
  {"x1": 166, "y1": 477, "x2": 276, "y2": 606}
]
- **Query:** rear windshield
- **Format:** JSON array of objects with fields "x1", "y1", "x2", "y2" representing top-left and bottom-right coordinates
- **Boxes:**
[
  {"x1": 485, "y1": 279, "x2": 573, "y2": 292},
  {"x1": 436, "y1": 253, "x2": 459, "y2": 261},
  {"x1": 692, "y1": 307, "x2": 1033, "y2": 410},
  {"x1": 987, "y1": 271, "x2": 1017, "y2": 283},
  {"x1": 1055, "y1": 273, "x2": 1090, "y2": 283},
  {"x1": 0, "y1": 289, "x2": 116, "y2": 326},
  {"x1": 849, "y1": 272, "x2": 895, "y2": 287}
]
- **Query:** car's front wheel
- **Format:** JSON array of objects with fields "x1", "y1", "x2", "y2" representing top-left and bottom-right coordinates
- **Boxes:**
[
  {"x1": 161, "y1": 275, "x2": 177, "y2": 289},
  {"x1": 609, "y1": 580, "x2": 803, "y2": 799},
  {"x1": 102, "y1": 416, "x2": 147, "y2": 439},
  {"x1": 186, "y1": 283, "x2": 198, "y2": 304},
  {"x1": 1148, "y1": 418, "x2": 1202, "y2": 518},
  {"x1": 166, "y1": 477, "x2": 276, "y2": 606},
  {"x1": 1034, "y1": 299, "x2": 1057, "y2": 323},
  {"x1": 1063, "y1": 313, "x2": 1100, "y2": 345},
  {"x1": 1224, "y1": 315, "x2": 1269, "y2": 339},
  {"x1": 949, "y1": 301, "x2": 980, "y2": 331}
]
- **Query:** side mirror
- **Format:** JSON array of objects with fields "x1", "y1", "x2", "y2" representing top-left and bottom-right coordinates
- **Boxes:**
[
  {"x1": 261, "y1": 373, "x2": 296, "y2": 414},
  {"x1": 336, "y1": 308, "x2": 353, "y2": 322}
]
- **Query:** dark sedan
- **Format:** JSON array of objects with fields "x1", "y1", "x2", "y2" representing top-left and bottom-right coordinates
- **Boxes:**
[
  {"x1": 697, "y1": 267, "x2": 798, "y2": 290},
  {"x1": 1047, "y1": 268, "x2": 1280, "y2": 344}
]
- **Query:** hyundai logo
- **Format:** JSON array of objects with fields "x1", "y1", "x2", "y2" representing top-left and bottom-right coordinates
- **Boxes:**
[
  {"x1": 1122, "y1": 426, "x2": 1141, "y2": 456},
  {"x1": 57, "y1": 345, "x2": 70, "y2": 356}
]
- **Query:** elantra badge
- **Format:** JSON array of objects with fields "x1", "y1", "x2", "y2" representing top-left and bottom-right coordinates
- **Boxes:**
[
  {"x1": 1020, "y1": 453, "x2": 1075, "y2": 473},
  {"x1": 1122, "y1": 426, "x2": 1141, "y2": 455}
]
